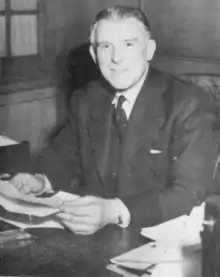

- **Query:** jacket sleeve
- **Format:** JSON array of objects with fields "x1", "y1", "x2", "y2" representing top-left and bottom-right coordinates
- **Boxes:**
[
  {"x1": 35, "y1": 91, "x2": 83, "y2": 192},
  {"x1": 121, "y1": 87, "x2": 218, "y2": 226}
]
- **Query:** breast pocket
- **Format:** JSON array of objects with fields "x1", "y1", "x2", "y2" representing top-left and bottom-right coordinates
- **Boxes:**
[
  {"x1": 149, "y1": 149, "x2": 164, "y2": 170},
  {"x1": 148, "y1": 148, "x2": 169, "y2": 187}
]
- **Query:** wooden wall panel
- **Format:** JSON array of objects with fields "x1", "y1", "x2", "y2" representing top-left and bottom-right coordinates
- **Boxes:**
[
  {"x1": 0, "y1": 0, "x2": 142, "y2": 159},
  {"x1": 0, "y1": 88, "x2": 57, "y2": 157},
  {"x1": 143, "y1": 0, "x2": 220, "y2": 62},
  {"x1": 74, "y1": 0, "x2": 140, "y2": 44}
]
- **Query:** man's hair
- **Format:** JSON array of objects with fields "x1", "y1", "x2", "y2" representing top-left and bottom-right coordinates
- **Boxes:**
[{"x1": 90, "y1": 5, "x2": 152, "y2": 46}]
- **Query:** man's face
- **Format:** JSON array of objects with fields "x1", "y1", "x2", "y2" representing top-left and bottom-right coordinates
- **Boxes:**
[{"x1": 90, "y1": 17, "x2": 156, "y2": 91}]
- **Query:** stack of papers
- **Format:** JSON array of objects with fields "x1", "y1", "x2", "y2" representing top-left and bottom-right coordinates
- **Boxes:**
[
  {"x1": 111, "y1": 242, "x2": 185, "y2": 270},
  {"x1": 0, "y1": 181, "x2": 62, "y2": 216},
  {"x1": 0, "y1": 180, "x2": 79, "y2": 229},
  {"x1": 109, "y1": 204, "x2": 204, "y2": 276},
  {"x1": 141, "y1": 203, "x2": 205, "y2": 248}
]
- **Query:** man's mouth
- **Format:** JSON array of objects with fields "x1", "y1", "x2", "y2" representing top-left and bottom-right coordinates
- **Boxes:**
[{"x1": 111, "y1": 68, "x2": 128, "y2": 74}]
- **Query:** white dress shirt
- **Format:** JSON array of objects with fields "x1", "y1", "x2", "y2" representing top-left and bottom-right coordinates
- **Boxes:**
[{"x1": 112, "y1": 68, "x2": 148, "y2": 119}]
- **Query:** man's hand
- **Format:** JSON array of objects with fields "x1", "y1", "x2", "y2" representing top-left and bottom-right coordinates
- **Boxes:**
[
  {"x1": 56, "y1": 196, "x2": 121, "y2": 235},
  {"x1": 10, "y1": 173, "x2": 45, "y2": 196}
]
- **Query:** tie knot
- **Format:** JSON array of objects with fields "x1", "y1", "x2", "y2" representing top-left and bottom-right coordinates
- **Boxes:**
[{"x1": 117, "y1": 95, "x2": 126, "y2": 109}]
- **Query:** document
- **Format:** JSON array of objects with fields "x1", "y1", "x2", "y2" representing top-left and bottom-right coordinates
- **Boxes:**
[
  {"x1": 0, "y1": 180, "x2": 79, "y2": 229},
  {"x1": 110, "y1": 204, "x2": 204, "y2": 275},
  {"x1": 111, "y1": 242, "x2": 186, "y2": 270},
  {"x1": 0, "y1": 216, "x2": 64, "y2": 229},
  {"x1": 141, "y1": 203, "x2": 204, "y2": 248},
  {"x1": 0, "y1": 135, "x2": 17, "y2": 146},
  {"x1": 0, "y1": 181, "x2": 63, "y2": 216}
]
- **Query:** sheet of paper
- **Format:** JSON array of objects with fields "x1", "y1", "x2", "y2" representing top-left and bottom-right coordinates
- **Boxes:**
[
  {"x1": 0, "y1": 216, "x2": 64, "y2": 229},
  {"x1": 0, "y1": 194, "x2": 60, "y2": 217},
  {"x1": 152, "y1": 263, "x2": 184, "y2": 277},
  {"x1": 0, "y1": 181, "x2": 62, "y2": 207},
  {"x1": 106, "y1": 263, "x2": 152, "y2": 277},
  {"x1": 0, "y1": 181, "x2": 80, "y2": 217},
  {"x1": 0, "y1": 182, "x2": 80, "y2": 217},
  {"x1": 141, "y1": 204, "x2": 204, "y2": 248},
  {"x1": 110, "y1": 242, "x2": 189, "y2": 270},
  {"x1": 0, "y1": 191, "x2": 79, "y2": 229},
  {"x1": 0, "y1": 135, "x2": 17, "y2": 146},
  {"x1": 141, "y1": 215, "x2": 201, "y2": 247}
]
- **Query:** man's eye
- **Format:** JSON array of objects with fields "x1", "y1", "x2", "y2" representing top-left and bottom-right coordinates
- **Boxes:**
[
  {"x1": 126, "y1": 42, "x2": 134, "y2": 47},
  {"x1": 100, "y1": 44, "x2": 110, "y2": 49}
]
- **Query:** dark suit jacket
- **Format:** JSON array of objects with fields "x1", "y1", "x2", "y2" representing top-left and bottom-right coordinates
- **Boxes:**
[{"x1": 36, "y1": 68, "x2": 218, "y2": 226}]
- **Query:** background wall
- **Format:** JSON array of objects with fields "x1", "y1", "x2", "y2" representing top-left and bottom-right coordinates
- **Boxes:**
[
  {"x1": 143, "y1": 0, "x2": 220, "y2": 74},
  {"x1": 143, "y1": 0, "x2": 220, "y2": 60},
  {"x1": 1, "y1": 0, "x2": 220, "y2": 160},
  {"x1": 0, "y1": 0, "x2": 140, "y2": 159}
]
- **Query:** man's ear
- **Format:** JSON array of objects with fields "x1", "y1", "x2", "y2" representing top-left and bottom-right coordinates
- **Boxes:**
[
  {"x1": 146, "y1": 39, "x2": 156, "y2": 61},
  {"x1": 89, "y1": 45, "x2": 97, "y2": 64}
]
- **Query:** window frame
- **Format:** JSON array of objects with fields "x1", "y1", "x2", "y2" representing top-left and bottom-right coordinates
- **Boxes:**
[{"x1": 0, "y1": 0, "x2": 50, "y2": 92}]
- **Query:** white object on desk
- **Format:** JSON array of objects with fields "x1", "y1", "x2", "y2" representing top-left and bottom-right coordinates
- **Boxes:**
[
  {"x1": 110, "y1": 204, "x2": 204, "y2": 276},
  {"x1": 0, "y1": 183, "x2": 79, "y2": 217},
  {"x1": 0, "y1": 190, "x2": 79, "y2": 229},
  {"x1": 141, "y1": 203, "x2": 205, "y2": 249},
  {"x1": 110, "y1": 242, "x2": 186, "y2": 270},
  {"x1": 0, "y1": 135, "x2": 18, "y2": 146}
]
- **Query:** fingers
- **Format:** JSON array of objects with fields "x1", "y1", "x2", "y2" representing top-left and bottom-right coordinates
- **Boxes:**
[
  {"x1": 10, "y1": 173, "x2": 42, "y2": 195},
  {"x1": 61, "y1": 196, "x2": 99, "y2": 214},
  {"x1": 57, "y1": 212, "x2": 95, "y2": 225},
  {"x1": 63, "y1": 196, "x2": 95, "y2": 207},
  {"x1": 62, "y1": 221, "x2": 94, "y2": 235},
  {"x1": 10, "y1": 173, "x2": 32, "y2": 194},
  {"x1": 57, "y1": 213, "x2": 98, "y2": 235},
  {"x1": 61, "y1": 204, "x2": 91, "y2": 216},
  {"x1": 56, "y1": 196, "x2": 111, "y2": 235}
]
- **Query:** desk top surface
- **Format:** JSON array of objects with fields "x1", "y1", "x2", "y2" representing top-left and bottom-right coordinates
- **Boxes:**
[
  {"x1": 0, "y1": 220, "x2": 202, "y2": 277},
  {"x1": 0, "y1": 221, "x2": 149, "y2": 277}
]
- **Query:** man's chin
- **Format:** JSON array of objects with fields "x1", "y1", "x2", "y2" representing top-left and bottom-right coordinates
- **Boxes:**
[{"x1": 109, "y1": 81, "x2": 131, "y2": 91}]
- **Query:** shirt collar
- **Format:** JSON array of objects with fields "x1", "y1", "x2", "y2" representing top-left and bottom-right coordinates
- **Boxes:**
[{"x1": 112, "y1": 66, "x2": 149, "y2": 106}]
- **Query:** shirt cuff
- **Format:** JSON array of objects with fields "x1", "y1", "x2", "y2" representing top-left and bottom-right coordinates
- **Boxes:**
[{"x1": 114, "y1": 198, "x2": 131, "y2": 228}]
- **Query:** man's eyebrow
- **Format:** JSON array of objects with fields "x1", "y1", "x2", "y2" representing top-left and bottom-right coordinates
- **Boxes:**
[
  {"x1": 124, "y1": 38, "x2": 139, "y2": 42},
  {"x1": 95, "y1": 38, "x2": 139, "y2": 47},
  {"x1": 96, "y1": 41, "x2": 111, "y2": 47}
]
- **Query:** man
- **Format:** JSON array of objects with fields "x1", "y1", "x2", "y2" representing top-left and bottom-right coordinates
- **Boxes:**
[{"x1": 11, "y1": 6, "x2": 217, "y2": 235}]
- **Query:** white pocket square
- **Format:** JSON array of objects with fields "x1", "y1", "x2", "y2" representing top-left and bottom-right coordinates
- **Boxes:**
[{"x1": 150, "y1": 149, "x2": 162, "y2": 154}]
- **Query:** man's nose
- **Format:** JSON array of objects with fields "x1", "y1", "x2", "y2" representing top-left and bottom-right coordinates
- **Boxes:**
[{"x1": 111, "y1": 47, "x2": 124, "y2": 63}]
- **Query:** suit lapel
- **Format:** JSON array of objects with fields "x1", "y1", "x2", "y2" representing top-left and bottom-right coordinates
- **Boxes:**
[
  {"x1": 88, "y1": 80, "x2": 114, "y2": 186},
  {"x1": 118, "y1": 68, "x2": 171, "y2": 183}
]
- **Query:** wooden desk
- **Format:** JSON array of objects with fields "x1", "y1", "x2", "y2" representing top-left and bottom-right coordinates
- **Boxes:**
[
  {"x1": 0, "y1": 220, "x2": 202, "y2": 277},
  {"x1": 0, "y1": 222, "x2": 149, "y2": 276}
]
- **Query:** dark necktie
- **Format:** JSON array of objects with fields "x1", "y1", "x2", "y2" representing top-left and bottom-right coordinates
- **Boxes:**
[{"x1": 113, "y1": 95, "x2": 128, "y2": 142}]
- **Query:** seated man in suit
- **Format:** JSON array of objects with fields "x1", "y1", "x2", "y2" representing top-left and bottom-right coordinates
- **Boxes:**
[{"x1": 10, "y1": 5, "x2": 218, "y2": 235}]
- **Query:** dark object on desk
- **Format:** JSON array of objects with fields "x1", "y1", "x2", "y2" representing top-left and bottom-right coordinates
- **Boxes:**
[
  {"x1": 0, "y1": 229, "x2": 35, "y2": 250},
  {"x1": 0, "y1": 141, "x2": 32, "y2": 175},
  {"x1": 201, "y1": 195, "x2": 220, "y2": 277}
]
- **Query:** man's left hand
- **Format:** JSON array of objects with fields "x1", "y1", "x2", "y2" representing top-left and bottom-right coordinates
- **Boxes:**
[{"x1": 56, "y1": 196, "x2": 120, "y2": 235}]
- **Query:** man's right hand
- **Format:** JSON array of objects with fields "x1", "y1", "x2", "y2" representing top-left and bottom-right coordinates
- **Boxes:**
[{"x1": 10, "y1": 173, "x2": 45, "y2": 196}]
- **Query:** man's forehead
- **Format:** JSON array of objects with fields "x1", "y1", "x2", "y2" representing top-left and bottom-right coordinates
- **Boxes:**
[{"x1": 95, "y1": 17, "x2": 147, "y2": 40}]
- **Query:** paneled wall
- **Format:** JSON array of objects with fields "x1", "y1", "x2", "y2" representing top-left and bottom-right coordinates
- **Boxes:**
[
  {"x1": 143, "y1": 0, "x2": 220, "y2": 74},
  {"x1": 2, "y1": 0, "x2": 220, "y2": 159},
  {"x1": 0, "y1": 87, "x2": 57, "y2": 159},
  {"x1": 41, "y1": 0, "x2": 140, "y2": 62},
  {"x1": 0, "y1": 0, "x2": 140, "y2": 158}
]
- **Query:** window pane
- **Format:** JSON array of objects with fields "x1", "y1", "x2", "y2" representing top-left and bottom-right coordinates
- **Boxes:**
[
  {"x1": 11, "y1": 15, "x2": 37, "y2": 56},
  {"x1": 0, "y1": 0, "x2": 5, "y2": 10},
  {"x1": 0, "y1": 16, "x2": 6, "y2": 57},
  {"x1": 11, "y1": 0, "x2": 37, "y2": 10}
]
